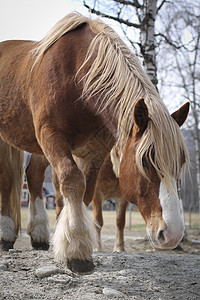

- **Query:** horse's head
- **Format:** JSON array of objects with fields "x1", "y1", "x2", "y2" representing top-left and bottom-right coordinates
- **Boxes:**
[{"x1": 119, "y1": 99, "x2": 190, "y2": 250}]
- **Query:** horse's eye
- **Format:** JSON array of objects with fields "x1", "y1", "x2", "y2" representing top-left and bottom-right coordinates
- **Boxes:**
[{"x1": 142, "y1": 158, "x2": 149, "y2": 169}]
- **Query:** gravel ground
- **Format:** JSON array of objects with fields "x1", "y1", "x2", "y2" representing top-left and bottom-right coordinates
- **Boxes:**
[{"x1": 0, "y1": 229, "x2": 200, "y2": 300}]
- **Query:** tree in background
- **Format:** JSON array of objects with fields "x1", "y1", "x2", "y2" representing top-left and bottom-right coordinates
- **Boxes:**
[
  {"x1": 156, "y1": 0, "x2": 200, "y2": 217},
  {"x1": 83, "y1": 0, "x2": 163, "y2": 86}
]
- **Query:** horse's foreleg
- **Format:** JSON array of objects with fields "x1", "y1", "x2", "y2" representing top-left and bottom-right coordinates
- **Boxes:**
[
  {"x1": 92, "y1": 190, "x2": 103, "y2": 251},
  {"x1": 114, "y1": 197, "x2": 128, "y2": 252},
  {"x1": 26, "y1": 154, "x2": 50, "y2": 250},
  {"x1": 52, "y1": 159, "x2": 97, "y2": 273},
  {"x1": 37, "y1": 136, "x2": 97, "y2": 273}
]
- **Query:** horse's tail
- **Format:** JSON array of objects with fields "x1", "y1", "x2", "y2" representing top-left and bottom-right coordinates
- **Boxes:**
[{"x1": 9, "y1": 146, "x2": 24, "y2": 235}]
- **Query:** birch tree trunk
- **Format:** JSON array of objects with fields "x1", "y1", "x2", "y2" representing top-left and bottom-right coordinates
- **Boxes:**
[
  {"x1": 140, "y1": 0, "x2": 158, "y2": 86},
  {"x1": 193, "y1": 108, "x2": 200, "y2": 232},
  {"x1": 84, "y1": 0, "x2": 159, "y2": 86}
]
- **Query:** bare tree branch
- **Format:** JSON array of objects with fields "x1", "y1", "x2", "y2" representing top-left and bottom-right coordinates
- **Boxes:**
[
  {"x1": 155, "y1": 32, "x2": 198, "y2": 51},
  {"x1": 120, "y1": 23, "x2": 141, "y2": 54},
  {"x1": 156, "y1": 0, "x2": 168, "y2": 14},
  {"x1": 83, "y1": 1, "x2": 141, "y2": 28},
  {"x1": 191, "y1": 33, "x2": 200, "y2": 108},
  {"x1": 114, "y1": 0, "x2": 142, "y2": 9}
]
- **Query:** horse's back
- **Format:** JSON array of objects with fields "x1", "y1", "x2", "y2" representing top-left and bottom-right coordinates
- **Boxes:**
[
  {"x1": 0, "y1": 39, "x2": 37, "y2": 79},
  {"x1": 0, "y1": 39, "x2": 36, "y2": 49},
  {"x1": 0, "y1": 39, "x2": 37, "y2": 62}
]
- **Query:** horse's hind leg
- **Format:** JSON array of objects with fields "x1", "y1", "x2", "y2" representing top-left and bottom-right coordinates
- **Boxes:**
[
  {"x1": 114, "y1": 197, "x2": 128, "y2": 252},
  {"x1": 26, "y1": 154, "x2": 50, "y2": 250},
  {"x1": 0, "y1": 180, "x2": 14, "y2": 250},
  {"x1": 0, "y1": 139, "x2": 24, "y2": 250},
  {"x1": 92, "y1": 189, "x2": 103, "y2": 251}
]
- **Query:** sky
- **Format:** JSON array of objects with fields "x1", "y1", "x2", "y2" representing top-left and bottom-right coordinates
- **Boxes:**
[{"x1": 0, "y1": 0, "x2": 89, "y2": 42}]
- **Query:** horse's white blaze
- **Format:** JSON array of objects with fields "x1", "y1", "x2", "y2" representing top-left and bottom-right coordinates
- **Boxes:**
[
  {"x1": 159, "y1": 178, "x2": 185, "y2": 248},
  {"x1": 0, "y1": 215, "x2": 16, "y2": 241},
  {"x1": 27, "y1": 197, "x2": 50, "y2": 243},
  {"x1": 52, "y1": 199, "x2": 97, "y2": 262}
]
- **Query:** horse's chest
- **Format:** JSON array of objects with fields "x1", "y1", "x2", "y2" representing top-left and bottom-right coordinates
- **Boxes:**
[{"x1": 73, "y1": 126, "x2": 114, "y2": 160}]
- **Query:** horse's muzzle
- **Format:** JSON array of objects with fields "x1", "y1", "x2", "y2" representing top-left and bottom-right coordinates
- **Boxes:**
[{"x1": 146, "y1": 224, "x2": 184, "y2": 251}]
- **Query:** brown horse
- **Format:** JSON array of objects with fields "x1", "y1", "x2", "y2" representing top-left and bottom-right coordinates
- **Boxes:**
[
  {"x1": 0, "y1": 13, "x2": 189, "y2": 273},
  {"x1": 92, "y1": 148, "x2": 128, "y2": 252}
]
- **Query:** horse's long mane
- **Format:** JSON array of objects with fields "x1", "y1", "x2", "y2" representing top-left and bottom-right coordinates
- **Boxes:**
[{"x1": 32, "y1": 13, "x2": 189, "y2": 189}]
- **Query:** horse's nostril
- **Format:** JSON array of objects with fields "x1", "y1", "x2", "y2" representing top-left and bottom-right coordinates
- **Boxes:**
[{"x1": 157, "y1": 229, "x2": 165, "y2": 241}]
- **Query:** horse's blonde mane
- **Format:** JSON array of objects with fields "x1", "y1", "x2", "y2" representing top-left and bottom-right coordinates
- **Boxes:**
[
  {"x1": 32, "y1": 13, "x2": 189, "y2": 189},
  {"x1": 32, "y1": 13, "x2": 89, "y2": 67},
  {"x1": 110, "y1": 147, "x2": 121, "y2": 178}
]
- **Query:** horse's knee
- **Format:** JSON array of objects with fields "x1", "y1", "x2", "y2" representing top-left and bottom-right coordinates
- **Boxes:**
[{"x1": 59, "y1": 165, "x2": 85, "y2": 199}]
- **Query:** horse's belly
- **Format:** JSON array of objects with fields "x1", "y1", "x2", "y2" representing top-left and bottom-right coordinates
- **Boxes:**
[
  {"x1": 0, "y1": 116, "x2": 42, "y2": 154},
  {"x1": 0, "y1": 131, "x2": 42, "y2": 154}
]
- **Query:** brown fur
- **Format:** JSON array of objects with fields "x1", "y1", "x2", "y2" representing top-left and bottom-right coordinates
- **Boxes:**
[
  {"x1": 26, "y1": 155, "x2": 49, "y2": 202},
  {"x1": 92, "y1": 154, "x2": 128, "y2": 252}
]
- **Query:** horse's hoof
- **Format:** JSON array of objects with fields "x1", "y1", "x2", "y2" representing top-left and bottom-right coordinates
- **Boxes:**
[
  {"x1": 31, "y1": 238, "x2": 49, "y2": 250},
  {"x1": 113, "y1": 246, "x2": 125, "y2": 252},
  {"x1": 0, "y1": 240, "x2": 14, "y2": 251},
  {"x1": 67, "y1": 257, "x2": 94, "y2": 274}
]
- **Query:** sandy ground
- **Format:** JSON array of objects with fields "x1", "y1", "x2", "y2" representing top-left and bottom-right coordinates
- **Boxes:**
[{"x1": 0, "y1": 209, "x2": 200, "y2": 299}]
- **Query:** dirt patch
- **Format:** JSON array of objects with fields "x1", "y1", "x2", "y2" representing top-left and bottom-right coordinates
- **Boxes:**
[{"x1": 0, "y1": 229, "x2": 200, "y2": 300}]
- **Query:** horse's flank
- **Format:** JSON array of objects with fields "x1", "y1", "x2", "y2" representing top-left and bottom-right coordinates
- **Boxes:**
[{"x1": 32, "y1": 13, "x2": 189, "y2": 189}]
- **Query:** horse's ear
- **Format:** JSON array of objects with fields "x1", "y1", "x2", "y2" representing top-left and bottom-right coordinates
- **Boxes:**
[
  {"x1": 171, "y1": 102, "x2": 190, "y2": 127},
  {"x1": 134, "y1": 99, "x2": 149, "y2": 132}
]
